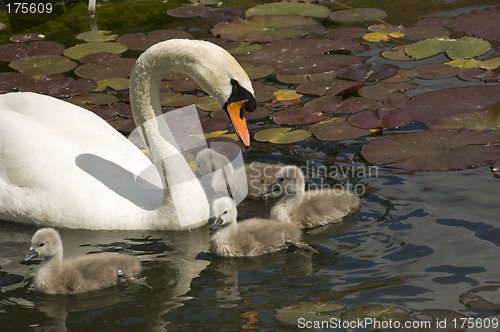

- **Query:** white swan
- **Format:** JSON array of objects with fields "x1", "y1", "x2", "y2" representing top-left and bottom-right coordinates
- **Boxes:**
[{"x1": 0, "y1": 39, "x2": 255, "y2": 230}]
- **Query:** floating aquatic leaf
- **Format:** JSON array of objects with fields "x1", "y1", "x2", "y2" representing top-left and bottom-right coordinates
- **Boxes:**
[
  {"x1": 9, "y1": 33, "x2": 45, "y2": 42},
  {"x1": 241, "y1": 63, "x2": 274, "y2": 80},
  {"x1": 460, "y1": 285, "x2": 500, "y2": 311},
  {"x1": 405, "y1": 36, "x2": 491, "y2": 60},
  {"x1": 361, "y1": 128, "x2": 500, "y2": 171},
  {"x1": 191, "y1": 130, "x2": 239, "y2": 142},
  {"x1": 228, "y1": 42, "x2": 262, "y2": 55},
  {"x1": 340, "y1": 304, "x2": 409, "y2": 325},
  {"x1": 0, "y1": 41, "x2": 65, "y2": 62},
  {"x1": 348, "y1": 109, "x2": 412, "y2": 130},
  {"x1": 254, "y1": 127, "x2": 311, "y2": 144},
  {"x1": 79, "y1": 52, "x2": 120, "y2": 64},
  {"x1": 211, "y1": 15, "x2": 322, "y2": 43},
  {"x1": 445, "y1": 58, "x2": 481, "y2": 69},
  {"x1": 64, "y1": 42, "x2": 127, "y2": 60},
  {"x1": 381, "y1": 69, "x2": 418, "y2": 83},
  {"x1": 246, "y1": 106, "x2": 271, "y2": 121},
  {"x1": 458, "y1": 68, "x2": 500, "y2": 82},
  {"x1": 381, "y1": 45, "x2": 414, "y2": 61},
  {"x1": 358, "y1": 82, "x2": 417, "y2": 103},
  {"x1": 338, "y1": 63, "x2": 399, "y2": 82},
  {"x1": 327, "y1": 27, "x2": 366, "y2": 40},
  {"x1": 246, "y1": 2, "x2": 330, "y2": 18},
  {"x1": 271, "y1": 107, "x2": 327, "y2": 125},
  {"x1": 200, "y1": 7, "x2": 244, "y2": 21},
  {"x1": 275, "y1": 301, "x2": 344, "y2": 326},
  {"x1": 309, "y1": 117, "x2": 371, "y2": 141},
  {"x1": 453, "y1": 6, "x2": 500, "y2": 41},
  {"x1": 403, "y1": 25, "x2": 449, "y2": 40},
  {"x1": 431, "y1": 103, "x2": 500, "y2": 135},
  {"x1": 20, "y1": 77, "x2": 97, "y2": 97},
  {"x1": 297, "y1": 79, "x2": 361, "y2": 97},
  {"x1": 159, "y1": 92, "x2": 198, "y2": 107},
  {"x1": 402, "y1": 86, "x2": 500, "y2": 125},
  {"x1": 404, "y1": 309, "x2": 468, "y2": 331},
  {"x1": 166, "y1": 5, "x2": 210, "y2": 18},
  {"x1": 195, "y1": 95, "x2": 220, "y2": 112},
  {"x1": 164, "y1": 78, "x2": 199, "y2": 92},
  {"x1": 9, "y1": 55, "x2": 76, "y2": 75},
  {"x1": 276, "y1": 71, "x2": 337, "y2": 84},
  {"x1": 116, "y1": 30, "x2": 194, "y2": 51},
  {"x1": 416, "y1": 17, "x2": 454, "y2": 27},
  {"x1": 0, "y1": 72, "x2": 31, "y2": 91},
  {"x1": 96, "y1": 77, "x2": 130, "y2": 91},
  {"x1": 76, "y1": 30, "x2": 118, "y2": 42},
  {"x1": 413, "y1": 63, "x2": 461, "y2": 79},
  {"x1": 274, "y1": 89, "x2": 303, "y2": 101},
  {"x1": 254, "y1": 84, "x2": 278, "y2": 102},
  {"x1": 65, "y1": 93, "x2": 119, "y2": 107},
  {"x1": 363, "y1": 24, "x2": 404, "y2": 42},
  {"x1": 329, "y1": 8, "x2": 386, "y2": 23},
  {"x1": 479, "y1": 57, "x2": 500, "y2": 70},
  {"x1": 303, "y1": 96, "x2": 342, "y2": 113},
  {"x1": 74, "y1": 57, "x2": 136, "y2": 80},
  {"x1": 494, "y1": 160, "x2": 500, "y2": 177}
]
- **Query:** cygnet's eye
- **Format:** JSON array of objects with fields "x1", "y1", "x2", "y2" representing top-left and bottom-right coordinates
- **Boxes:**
[
  {"x1": 39, "y1": 243, "x2": 45, "y2": 247},
  {"x1": 278, "y1": 177, "x2": 284, "y2": 182}
]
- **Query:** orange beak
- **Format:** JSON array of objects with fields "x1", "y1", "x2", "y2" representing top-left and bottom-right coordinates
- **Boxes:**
[{"x1": 227, "y1": 100, "x2": 250, "y2": 148}]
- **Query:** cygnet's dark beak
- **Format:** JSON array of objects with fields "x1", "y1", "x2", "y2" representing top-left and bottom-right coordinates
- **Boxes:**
[
  {"x1": 264, "y1": 182, "x2": 280, "y2": 195},
  {"x1": 209, "y1": 217, "x2": 223, "y2": 232},
  {"x1": 24, "y1": 249, "x2": 38, "y2": 261}
]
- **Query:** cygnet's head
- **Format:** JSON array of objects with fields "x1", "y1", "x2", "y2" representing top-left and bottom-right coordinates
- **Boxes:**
[
  {"x1": 210, "y1": 197, "x2": 238, "y2": 232},
  {"x1": 24, "y1": 228, "x2": 62, "y2": 261},
  {"x1": 264, "y1": 165, "x2": 305, "y2": 197},
  {"x1": 195, "y1": 149, "x2": 230, "y2": 176}
]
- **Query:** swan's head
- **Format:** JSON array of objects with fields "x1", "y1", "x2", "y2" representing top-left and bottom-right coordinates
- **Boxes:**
[
  {"x1": 210, "y1": 197, "x2": 238, "y2": 232},
  {"x1": 264, "y1": 165, "x2": 305, "y2": 197},
  {"x1": 24, "y1": 228, "x2": 63, "y2": 261},
  {"x1": 195, "y1": 148, "x2": 231, "y2": 176}
]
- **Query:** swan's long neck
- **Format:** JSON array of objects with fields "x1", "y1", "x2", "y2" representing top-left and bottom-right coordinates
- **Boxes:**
[{"x1": 129, "y1": 40, "x2": 243, "y2": 229}]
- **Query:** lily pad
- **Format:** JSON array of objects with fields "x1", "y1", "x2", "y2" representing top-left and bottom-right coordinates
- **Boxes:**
[
  {"x1": 338, "y1": 63, "x2": 399, "y2": 82},
  {"x1": 340, "y1": 304, "x2": 409, "y2": 325},
  {"x1": 95, "y1": 77, "x2": 130, "y2": 91},
  {"x1": 74, "y1": 57, "x2": 136, "y2": 80},
  {"x1": 9, "y1": 33, "x2": 45, "y2": 42},
  {"x1": 117, "y1": 30, "x2": 194, "y2": 51},
  {"x1": 362, "y1": 24, "x2": 405, "y2": 42},
  {"x1": 453, "y1": 6, "x2": 500, "y2": 41},
  {"x1": 413, "y1": 63, "x2": 461, "y2": 79},
  {"x1": 241, "y1": 63, "x2": 274, "y2": 80},
  {"x1": 458, "y1": 67, "x2": 500, "y2": 82},
  {"x1": 405, "y1": 36, "x2": 491, "y2": 60},
  {"x1": 76, "y1": 30, "x2": 118, "y2": 42},
  {"x1": 460, "y1": 285, "x2": 500, "y2": 311},
  {"x1": 361, "y1": 128, "x2": 500, "y2": 171},
  {"x1": 9, "y1": 55, "x2": 76, "y2": 75},
  {"x1": 0, "y1": 72, "x2": 32, "y2": 91},
  {"x1": 246, "y1": 2, "x2": 331, "y2": 18},
  {"x1": 166, "y1": 5, "x2": 210, "y2": 18},
  {"x1": 309, "y1": 117, "x2": 371, "y2": 141},
  {"x1": 195, "y1": 95, "x2": 220, "y2": 112},
  {"x1": 0, "y1": 41, "x2": 65, "y2": 62},
  {"x1": 227, "y1": 42, "x2": 262, "y2": 55},
  {"x1": 211, "y1": 15, "x2": 322, "y2": 43},
  {"x1": 430, "y1": 102, "x2": 500, "y2": 135},
  {"x1": 20, "y1": 77, "x2": 97, "y2": 97},
  {"x1": 348, "y1": 109, "x2": 413, "y2": 130},
  {"x1": 327, "y1": 27, "x2": 366, "y2": 40},
  {"x1": 303, "y1": 96, "x2": 342, "y2": 113},
  {"x1": 275, "y1": 301, "x2": 344, "y2": 326},
  {"x1": 64, "y1": 42, "x2": 127, "y2": 60},
  {"x1": 404, "y1": 309, "x2": 468, "y2": 331},
  {"x1": 159, "y1": 92, "x2": 198, "y2": 107},
  {"x1": 381, "y1": 45, "x2": 415, "y2": 61},
  {"x1": 276, "y1": 71, "x2": 337, "y2": 84},
  {"x1": 274, "y1": 89, "x2": 303, "y2": 101},
  {"x1": 271, "y1": 107, "x2": 327, "y2": 125},
  {"x1": 297, "y1": 79, "x2": 362, "y2": 97},
  {"x1": 65, "y1": 93, "x2": 118, "y2": 107},
  {"x1": 403, "y1": 25, "x2": 450, "y2": 40},
  {"x1": 329, "y1": 8, "x2": 386, "y2": 23},
  {"x1": 246, "y1": 106, "x2": 270, "y2": 121},
  {"x1": 402, "y1": 86, "x2": 500, "y2": 125},
  {"x1": 200, "y1": 7, "x2": 245, "y2": 21},
  {"x1": 254, "y1": 127, "x2": 311, "y2": 144}
]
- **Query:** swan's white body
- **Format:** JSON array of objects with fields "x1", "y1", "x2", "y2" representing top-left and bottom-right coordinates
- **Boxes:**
[{"x1": 0, "y1": 39, "x2": 254, "y2": 230}]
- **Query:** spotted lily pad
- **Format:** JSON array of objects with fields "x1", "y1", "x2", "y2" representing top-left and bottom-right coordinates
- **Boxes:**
[
  {"x1": 246, "y1": 2, "x2": 331, "y2": 18},
  {"x1": 361, "y1": 128, "x2": 500, "y2": 171},
  {"x1": 271, "y1": 107, "x2": 327, "y2": 125},
  {"x1": 431, "y1": 102, "x2": 500, "y2": 135},
  {"x1": 460, "y1": 285, "x2": 500, "y2": 311},
  {"x1": 329, "y1": 8, "x2": 386, "y2": 23},
  {"x1": 0, "y1": 72, "x2": 31, "y2": 91},
  {"x1": 453, "y1": 6, "x2": 500, "y2": 41},
  {"x1": 9, "y1": 55, "x2": 76, "y2": 75},
  {"x1": 402, "y1": 86, "x2": 500, "y2": 125},
  {"x1": 64, "y1": 42, "x2": 127, "y2": 60},
  {"x1": 338, "y1": 63, "x2": 399, "y2": 82},
  {"x1": 254, "y1": 127, "x2": 311, "y2": 144},
  {"x1": 348, "y1": 109, "x2": 412, "y2": 130},
  {"x1": 405, "y1": 36, "x2": 491, "y2": 60},
  {"x1": 309, "y1": 117, "x2": 371, "y2": 141},
  {"x1": 211, "y1": 15, "x2": 322, "y2": 43},
  {"x1": 0, "y1": 41, "x2": 65, "y2": 62},
  {"x1": 275, "y1": 301, "x2": 344, "y2": 326}
]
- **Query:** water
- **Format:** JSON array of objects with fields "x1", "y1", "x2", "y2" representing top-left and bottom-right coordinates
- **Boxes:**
[{"x1": 1, "y1": 0, "x2": 500, "y2": 330}]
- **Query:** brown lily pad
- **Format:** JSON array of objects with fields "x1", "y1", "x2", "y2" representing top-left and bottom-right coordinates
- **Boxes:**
[
  {"x1": 338, "y1": 63, "x2": 399, "y2": 82},
  {"x1": 309, "y1": 117, "x2": 371, "y2": 141},
  {"x1": 404, "y1": 309, "x2": 468, "y2": 332},
  {"x1": 413, "y1": 63, "x2": 461, "y2": 79},
  {"x1": 254, "y1": 127, "x2": 311, "y2": 144},
  {"x1": 348, "y1": 109, "x2": 413, "y2": 130},
  {"x1": 74, "y1": 57, "x2": 136, "y2": 80},
  {"x1": 271, "y1": 107, "x2": 327, "y2": 125},
  {"x1": 460, "y1": 285, "x2": 500, "y2": 311},
  {"x1": 361, "y1": 128, "x2": 500, "y2": 171},
  {"x1": 453, "y1": 6, "x2": 500, "y2": 41},
  {"x1": 329, "y1": 8, "x2": 386, "y2": 23},
  {"x1": 246, "y1": 2, "x2": 331, "y2": 18},
  {"x1": 9, "y1": 55, "x2": 76, "y2": 75}
]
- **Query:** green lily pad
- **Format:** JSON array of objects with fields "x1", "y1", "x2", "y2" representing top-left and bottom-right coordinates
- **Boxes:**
[
  {"x1": 431, "y1": 103, "x2": 500, "y2": 135},
  {"x1": 361, "y1": 128, "x2": 500, "y2": 171},
  {"x1": 64, "y1": 93, "x2": 118, "y2": 107},
  {"x1": 159, "y1": 92, "x2": 198, "y2": 107},
  {"x1": 228, "y1": 42, "x2": 262, "y2": 55},
  {"x1": 96, "y1": 77, "x2": 130, "y2": 91},
  {"x1": 241, "y1": 63, "x2": 274, "y2": 79},
  {"x1": 246, "y1": 2, "x2": 331, "y2": 18},
  {"x1": 275, "y1": 301, "x2": 344, "y2": 326},
  {"x1": 404, "y1": 25, "x2": 450, "y2": 40},
  {"x1": 329, "y1": 8, "x2": 386, "y2": 23},
  {"x1": 76, "y1": 30, "x2": 118, "y2": 42},
  {"x1": 340, "y1": 304, "x2": 409, "y2": 325},
  {"x1": 460, "y1": 285, "x2": 500, "y2": 311},
  {"x1": 254, "y1": 127, "x2": 311, "y2": 144},
  {"x1": 381, "y1": 45, "x2": 415, "y2": 61},
  {"x1": 211, "y1": 15, "x2": 322, "y2": 43},
  {"x1": 196, "y1": 95, "x2": 220, "y2": 112},
  {"x1": 309, "y1": 117, "x2": 371, "y2": 141},
  {"x1": 405, "y1": 36, "x2": 491, "y2": 60},
  {"x1": 9, "y1": 55, "x2": 76, "y2": 75},
  {"x1": 64, "y1": 42, "x2": 127, "y2": 60}
]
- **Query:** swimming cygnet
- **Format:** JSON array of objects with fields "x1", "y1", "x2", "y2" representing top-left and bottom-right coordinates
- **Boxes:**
[
  {"x1": 265, "y1": 165, "x2": 360, "y2": 228},
  {"x1": 209, "y1": 197, "x2": 317, "y2": 257},
  {"x1": 24, "y1": 228, "x2": 147, "y2": 294},
  {"x1": 195, "y1": 148, "x2": 282, "y2": 200}
]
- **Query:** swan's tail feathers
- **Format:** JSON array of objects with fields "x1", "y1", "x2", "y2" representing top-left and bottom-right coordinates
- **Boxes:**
[
  {"x1": 293, "y1": 241, "x2": 319, "y2": 254},
  {"x1": 117, "y1": 270, "x2": 153, "y2": 290}
]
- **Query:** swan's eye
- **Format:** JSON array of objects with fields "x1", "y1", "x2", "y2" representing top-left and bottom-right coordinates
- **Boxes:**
[
  {"x1": 223, "y1": 211, "x2": 228, "y2": 215},
  {"x1": 278, "y1": 177, "x2": 284, "y2": 182},
  {"x1": 39, "y1": 243, "x2": 45, "y2": 247}
]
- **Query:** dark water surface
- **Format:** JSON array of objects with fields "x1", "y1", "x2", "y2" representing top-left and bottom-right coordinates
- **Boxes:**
[{"x1": 1, "y1": 0, "x2": 500, "y2": 331}]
